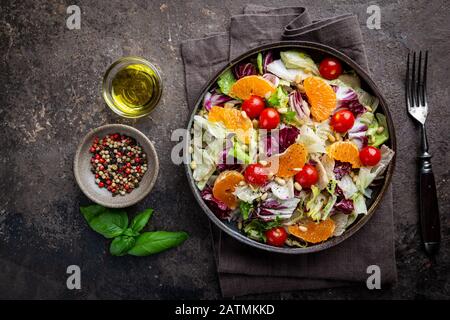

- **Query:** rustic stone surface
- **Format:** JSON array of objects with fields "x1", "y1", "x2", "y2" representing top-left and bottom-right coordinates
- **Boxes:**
[{"x1": 0, "y1": 0, "x2": 449, "y2": 299}]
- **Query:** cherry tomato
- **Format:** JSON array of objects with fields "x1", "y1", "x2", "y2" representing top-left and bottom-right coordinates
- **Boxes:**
[
  {"x1": 244, "y1": 163, "x2": 268, "y2": 186},
  {"x1": 294, "y1": 164, "x2": 319, "y2": 188},
  {"x1": 259, "y1": 108, "x2": 280, "y2": 129},
  {"x1": 359, "y1": 146, "x2": 381, "y2": 166},
  {"x1": 319, "y1": 57, "x2": 343, "y2": 80},
  {"x1": 242, "y1": 95, "x2": 265, "y2": 119},
  {"x1": 330, "y1": 109, "x2": 355, "y2": 133},
  {"x1": 265, "y1": 227, "x2": 287, "y2": 247}
]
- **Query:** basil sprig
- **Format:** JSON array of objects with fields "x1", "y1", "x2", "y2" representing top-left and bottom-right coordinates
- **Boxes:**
[
  {"x1": 128, "y1": 231, "x2": 189, "y2": 256},
  {"x1": 80, "y1": 205, "x2": 188, "y2": 256}
]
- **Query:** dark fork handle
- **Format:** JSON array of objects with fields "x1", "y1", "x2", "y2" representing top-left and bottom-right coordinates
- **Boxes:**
[{"x1": 419, "y1": 153, "x2": 441, "y2": 255}]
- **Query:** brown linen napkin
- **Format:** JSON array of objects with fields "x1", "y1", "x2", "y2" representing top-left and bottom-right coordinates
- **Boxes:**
[{"x1": 181, "y1": 5, "x2": 397, "y2": 297}]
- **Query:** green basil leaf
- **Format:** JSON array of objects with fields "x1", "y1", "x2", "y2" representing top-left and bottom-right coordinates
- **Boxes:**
[
  {"x1": 130, "y1": 208, "x2": 153, "y2": 233},
  {"x1": 87, "y1": 209, "x2": 128, "y2": 239},
  {"x1": 122, "y1": 228, "x2": 140, "y2": 237},
  {"x1": 110, "y1": 236, "x2": 136, "y2": 256},
  {"x1": 127, "y1": 231, "x2": 188, "y2": 256},
  {"x1": 80, "y1": 205, "x2": 108, "y2": 223}
]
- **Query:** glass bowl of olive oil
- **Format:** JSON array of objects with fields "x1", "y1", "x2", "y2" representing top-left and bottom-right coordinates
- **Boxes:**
[{"x1": 102, "y1": 57, "x2": 162, "y2": 118}]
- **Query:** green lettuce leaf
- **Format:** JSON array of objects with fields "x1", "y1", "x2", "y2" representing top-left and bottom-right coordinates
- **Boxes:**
[
  {"x1": 322, "y1": 194, "x2": 338, "y2": 220},
  {"x1": 243, "y1": 218, "x2": 283, "y2": 242},
  {"x1": 257, "y1": 52, "x2": 263, "y2": 74},
  {"x1": 351, "y1": 192, "x2": 368, "y2": 214},
  {"x1": 297, "y1": 125, "x2": 326, "y2": 154},
  {"x1": 231, "y1": 139, "x2": 251, "y2": 164},
  {"x1": 267, "y1": 86, "x2": 289, "y2": 108},
  {"x1": 239, "y1": 202, "x2": 254, "y2": 220},
  {"x1": 282, "y1": 110, "x2": 297, "y2": 124},
  {"x1": 337, "y1": 175, "x2": 358, "y2": 199},
  {"x1": 280, "y1": 51, "x2": 319, "y2": 74},
  {"x1": 305, "y1": 186, "x2": 327, "y2": 221},
  {"x1": 326, "y1": 179, "x2": 337, "y2": 194},
  {"x1": 217, "y1": 69, "x2": 236, "y2": 95},
  {"x1": 234, "y1": 185, "x2": 262, "y2": 203},
  {"x1": 367, "y1": 113, "x2": 389, "y2": 147},
  {"x1": 355, "y1": 145, "x2": 395, "y2": 196}
]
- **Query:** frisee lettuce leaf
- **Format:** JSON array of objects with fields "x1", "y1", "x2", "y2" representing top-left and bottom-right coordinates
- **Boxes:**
[{"x1": 243, "y1": 216, "x2": 283, "y2": 242}]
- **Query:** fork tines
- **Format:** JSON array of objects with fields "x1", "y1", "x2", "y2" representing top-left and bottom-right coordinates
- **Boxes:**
[{"x1": 406, "y1": 50, "x2": 428, "y2": 110}]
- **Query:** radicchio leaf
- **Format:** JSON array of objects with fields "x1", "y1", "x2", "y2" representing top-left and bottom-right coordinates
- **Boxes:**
[
  {"x1": 289, "y1": 90, "x2": 310, "y2": 119},
  {"x1": 334, "y1": 86, "x2": 366, "y2": 116},
  {"x1": 264, "y1": 134, "x2": 278, "y2": 157},
  {"x1": 233, "y1": 62, "x2": 257, "y2": 79},
  {"x1": 335, "y1": 185, "x2": 345, "y2": 198},
  {"x1": 333, "y1": 161, "x2": 352, "y2": 180},
  {"x1": 334, "y1": 198, "x2": 354, "y2": 214},
  {"x1": 256, "y1": 195, "x2": 300, "y2": 221},
  {"x1": 261, "y1": 126, "x2": 300, "y2": 156},
  {"x1": 216, "y1": 147, "x2": 242, "y2": 172},
  {"x1": 279, "y1": 126, "x2": 300, "y2": 153},
  {"x1": 203, "y1": 91, "x2": 233, "y2": 111},
  {"x1": 201, "y1": 186, "x2": 230, "y2": 219},
  {"x1": 263, "y1": 51, "x2": 274, "y2": 73},
  {"x1": 262, "y1": 73, "x2": 280, "y2": 87},
  {"x1": 348, "y1": 118, "x2": 369, "y2": 149},
  {"x1": 256, "y1": 199, "x2": 287, "y2": 217}
]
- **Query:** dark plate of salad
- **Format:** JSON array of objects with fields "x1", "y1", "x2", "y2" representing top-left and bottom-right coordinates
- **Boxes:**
[{"x1": 185, "y1": 41, "x2": 396, "y2": 254}]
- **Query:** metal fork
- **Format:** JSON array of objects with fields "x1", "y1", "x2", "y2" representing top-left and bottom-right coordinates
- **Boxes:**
[{"x1": 406, "y1": 51, "x2": 441, "y2": 256}]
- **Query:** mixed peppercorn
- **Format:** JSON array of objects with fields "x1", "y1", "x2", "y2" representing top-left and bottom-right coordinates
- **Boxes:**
[{"x1": 89, "y1": 133, "x2": 148, "y2": 196}]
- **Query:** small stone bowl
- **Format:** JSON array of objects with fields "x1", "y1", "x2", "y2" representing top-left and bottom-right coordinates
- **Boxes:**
[{"x1": 74, "y1": 124, "x2": 159, "y2": 208}]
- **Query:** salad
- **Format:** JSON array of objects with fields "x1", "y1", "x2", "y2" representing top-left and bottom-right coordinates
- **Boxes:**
[{"x1": 189, "y1": 49, "x2": 394, "y2": 248}]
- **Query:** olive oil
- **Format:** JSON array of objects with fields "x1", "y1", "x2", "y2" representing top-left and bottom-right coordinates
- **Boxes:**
[{"x1": 102, "y1": 57, "x2": 162, "y2": 118}]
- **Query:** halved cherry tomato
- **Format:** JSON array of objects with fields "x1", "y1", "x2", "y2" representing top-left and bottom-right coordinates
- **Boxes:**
[
  {"x1": 265, "y1": 227, "x2": 287, "y2": 247},
  {"x1": 294, "y1": 164, "x2": 319, "y2": 188},
  {"x1": 319, "y1": 57, "x2": 343, "y2": 80},
  {"x1": 259, "y1": 108, "x2": 280, "y2": 129},
  {"x1": 359, "y1": 146, "x2": 381, "y2": 166},
  {"x1": 242, "y1": 95, "x2": 265, "y2": 119},
  {"x1": 244, "y1": 163, "x2": 268, "y2": 186},
  {"x1": 330, "y1": 109, "x2": 355, "y2": 133}
]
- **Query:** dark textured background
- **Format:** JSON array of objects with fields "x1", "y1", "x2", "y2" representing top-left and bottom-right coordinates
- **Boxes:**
[{"x1": 0, "y1": 0, "x2": 449, "y2": 299}]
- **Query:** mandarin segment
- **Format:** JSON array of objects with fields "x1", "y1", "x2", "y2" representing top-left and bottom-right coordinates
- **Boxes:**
[
  {"x1": 208, "y1": 106, "x2": 253, "y2": 144},
  {"x1": 288, "y1": 218, "x2": 336, "y2": 243},
  {"x1": 212, "y1": 170, "x2": 245, "y2": 210},
  {"x1": 229, "y1": 75, "x2": 276, "y2": 100},
  {"x1": 327, "y1": 141, "x2": 361, "y2": 168},
  {"x1": 269, "y1": 143, "x2": 307, "y2": 178},
  {"x1": 304, "y1": 76, "x2": 337, "y2": 122}
]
